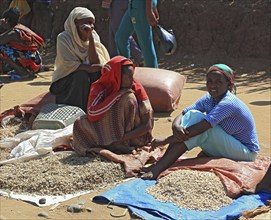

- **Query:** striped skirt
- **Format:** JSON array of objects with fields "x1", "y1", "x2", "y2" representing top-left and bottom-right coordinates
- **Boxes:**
[{"x1": 72, "y1": 92, "x2": 153, "y2": 156}]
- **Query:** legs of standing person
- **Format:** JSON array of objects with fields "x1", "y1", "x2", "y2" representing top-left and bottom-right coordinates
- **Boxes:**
[
  {"x1": 115, "y1": 8, "x2": 135, "y2": 59},
  {"x1": 49, "y1": 70, "x2": 101, "y2": 112},
  {"x1": 130, "y1": 0, "x2": 158, "y2": 68},
  {"x1": 129, "y1": 36, "x2": 144, "y2": 66},
  {"x1": 109, "y1": 0, "x2": 129, "y2": 57},
  {"x1": 113, "y1": 0, "x2": 143, "y2": 65}
]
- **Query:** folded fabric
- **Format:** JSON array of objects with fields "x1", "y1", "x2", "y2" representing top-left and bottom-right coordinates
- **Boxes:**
[{"x1": 93, "y1": 178, "x2": 271, "y2": 220}]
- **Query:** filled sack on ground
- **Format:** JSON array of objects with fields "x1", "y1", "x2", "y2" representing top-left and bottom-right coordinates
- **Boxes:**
[{"x1": 134, "y1": 67, "x2": 186, "y2": 112}]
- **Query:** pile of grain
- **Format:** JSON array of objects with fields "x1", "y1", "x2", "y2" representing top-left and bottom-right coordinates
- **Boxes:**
[
  {"x1": 0, "y1": 117, "x2": 29, "y2": 161},
  {"x1": 0, "y1": 153, "x2": 125, "y2": 196},
  {"x1": 0, "y1": 148, "x2": 11, "y2": 161},
  {"x1": 0, "y1": 116, "x2": 29, "y2": 140},
  {"x1": 147, "y1": 169, "x2": 233, "y2": 211}
]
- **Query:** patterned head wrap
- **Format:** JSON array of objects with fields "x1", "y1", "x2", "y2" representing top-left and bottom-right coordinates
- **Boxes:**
[{"x1": 207, "y1": 64, "x2": 236, "y2": 94}]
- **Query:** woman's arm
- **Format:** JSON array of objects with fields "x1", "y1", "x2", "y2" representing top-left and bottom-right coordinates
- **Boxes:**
[
  {"x1": 77, "y1": 24, "x2": 100, "y2": 64},
  {"x1": 185, "y1": 120, "x2": 212, "y2": 137},
  {"x1": 172, "y1": 112, "x2": 212, "y2": 142},
  {"x1": 146, "y1": 0, "x2": 158, "y2": 26},
  {"x1": 171, "y1": 113, "x2": 189, "y2": 141},
  {"x1": 76, "y1": 63, "x2": 103, "y2": 73},
  {"x1": 87, "y1": 30, "x2": 100, "y2": 64},
  {"x1": 111, "y1": 110, "x2": 153, "y2": 146}
]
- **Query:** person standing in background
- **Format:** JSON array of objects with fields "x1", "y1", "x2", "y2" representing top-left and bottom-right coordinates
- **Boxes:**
[
  {"x1": 115, "y1": 0, "x2": 159, "y2": 68},
  {"x1": 102, "y1": 0, "x2": 144, "y2": 66}
]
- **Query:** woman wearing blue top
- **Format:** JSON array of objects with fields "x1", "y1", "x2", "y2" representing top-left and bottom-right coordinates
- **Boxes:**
[
  {"x1": 115, "y1": 0, "x2": 158, "y2": 68},
  {"x1": 141, "y1": 64, "x2": 259, "y2": 180}
]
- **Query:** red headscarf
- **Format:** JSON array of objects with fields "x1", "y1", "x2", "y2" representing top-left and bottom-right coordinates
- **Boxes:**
[{"x1": 87, "y1": 56, "x2": 148, "y2": 122}]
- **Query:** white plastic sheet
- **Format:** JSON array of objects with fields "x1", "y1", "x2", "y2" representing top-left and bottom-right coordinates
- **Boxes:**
[{"x1": 0, "y1": 124, "x2": 73, "y2": 165}]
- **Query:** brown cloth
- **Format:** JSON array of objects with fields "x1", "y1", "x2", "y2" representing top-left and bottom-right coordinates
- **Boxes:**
[{"x1": 0, "y1": 92, "x2": 55, "y2": 126}]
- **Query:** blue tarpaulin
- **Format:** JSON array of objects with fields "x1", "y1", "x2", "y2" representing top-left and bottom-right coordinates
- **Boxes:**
[{"x1": 93, "y1": 179, "x2": 271, "y2": 220}]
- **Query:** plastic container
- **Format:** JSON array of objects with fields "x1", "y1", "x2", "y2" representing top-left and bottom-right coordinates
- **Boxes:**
[{"x1": 32, "y1": 104, "x2": 85, "y2": 130}]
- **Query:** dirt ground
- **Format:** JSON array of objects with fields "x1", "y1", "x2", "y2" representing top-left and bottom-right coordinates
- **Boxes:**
[
  {"x1": 0, "y1": 0, "x2": 270, "y2": 219},
  {"x1": 0, "y1": 54, "x2": 270, "y2": 219}
]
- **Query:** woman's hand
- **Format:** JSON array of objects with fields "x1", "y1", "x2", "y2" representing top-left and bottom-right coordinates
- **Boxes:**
[
  {"x1": 77, "y1": 63, "x2": 103, "y2": 73},
  {"x1": 146, "y1": 10, "x2": 158, "y2": 26},
  {"x1": 172, "y1": 126, "x2": 189, "y2": 142},
  {"x1": 153, "y1": 8, "x2": 159, "y2": 21},
  {"x1": 89, "y1": 63, "x2": 103, "y2": 72},
  {"x1": 146, "y1": 0, "x2": 158, "y2": 26},
  {"x1": 79, "y1": 24, "x2": 93, "y2": 41},
  {"x1": 104, "y1": 141, "x2": 136, "y2": 154}
]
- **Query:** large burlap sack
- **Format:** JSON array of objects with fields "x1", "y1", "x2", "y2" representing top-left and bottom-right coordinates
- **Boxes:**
[{"x1": 134, "y1": 67, "x2": 186, "y2": 112}]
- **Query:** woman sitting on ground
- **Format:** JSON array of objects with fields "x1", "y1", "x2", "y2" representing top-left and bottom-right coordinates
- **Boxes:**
[
  {"x1": 141, "y1": 64, "x2": 259, "y2": 180},
  {"x1": 0, "y1": 7, "x2": 44, "y2": 78},
  {"x1": 72, "y1": 56, "x2": 153, "y2": 155},
  {"x1": 50, "y1": 7, "x2": 110, "y2": 112}
]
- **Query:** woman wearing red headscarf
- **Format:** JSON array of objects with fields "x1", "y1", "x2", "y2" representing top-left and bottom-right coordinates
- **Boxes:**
[{"x1": 72, "y1": 56, "x2": 153, "y2": 155}]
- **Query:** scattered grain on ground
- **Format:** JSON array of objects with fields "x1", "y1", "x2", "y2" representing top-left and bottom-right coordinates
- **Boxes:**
[
  {"x1": 0, "y1": 153, "x2": 125, "y2": 195},
  {"x1": 0, "y1": 116, "x2": 29, "y2": 140},
  {"x1": 0, "y1": 148, "x2": 11, "y2": 161},
  {"x1": 147, "y1": 169, "x2": 233, "y2": 211}
]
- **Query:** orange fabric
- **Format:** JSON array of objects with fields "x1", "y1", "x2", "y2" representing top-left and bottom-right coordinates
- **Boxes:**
[
  {"x1": 8, "y1": 24, "x2": 44, "y2": 50},
  {"x1": 87, "y1": 56, "x2": 148, "y2": 122}
]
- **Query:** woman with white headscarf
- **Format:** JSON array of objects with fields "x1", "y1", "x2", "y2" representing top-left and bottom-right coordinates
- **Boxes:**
[{"x1": 50, "y1": 7, "x2": 110, "y2": 112}]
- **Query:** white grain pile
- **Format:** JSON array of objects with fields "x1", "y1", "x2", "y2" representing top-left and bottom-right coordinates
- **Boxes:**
[
  {"x1": 0, "y1": 153, "x2": 125, "y2": 196},
  {"x1": 147, "y1": 169, "x2": 233, "y2": 211}
]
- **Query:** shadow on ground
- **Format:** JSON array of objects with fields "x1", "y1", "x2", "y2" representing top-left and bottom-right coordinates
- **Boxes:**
[{"x1": 158, "y1": 55, "x2": 270, "y2": 94}]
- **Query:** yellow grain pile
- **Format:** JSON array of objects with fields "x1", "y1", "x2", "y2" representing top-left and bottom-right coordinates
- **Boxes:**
[{"x1": 147, "y1": 169, "x2": 233, "y2": 211}]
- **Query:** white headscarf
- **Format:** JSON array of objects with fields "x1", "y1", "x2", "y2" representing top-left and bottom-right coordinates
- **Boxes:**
[{"x1": 52, "y1": 7, "x2": 110, "y2": 83}]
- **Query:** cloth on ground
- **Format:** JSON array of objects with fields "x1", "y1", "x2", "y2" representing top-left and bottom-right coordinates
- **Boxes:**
[
  {"x1": 0, "y1": 124, "x2": 73, "y2": 165},
  {"x1": 0, "y1": 92, "x2": 55, "y2": 126},
  {"x1": 93, "y1": 178, "x2": 271, "y2": 220},
  {"x1": 158, "y1": 155, "x2": 271, "y2": 198}
]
